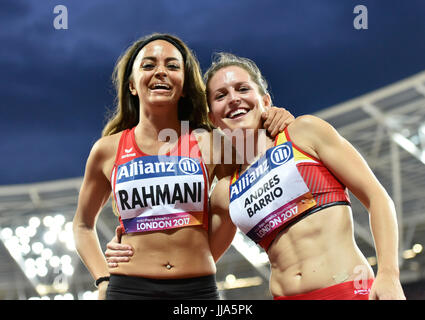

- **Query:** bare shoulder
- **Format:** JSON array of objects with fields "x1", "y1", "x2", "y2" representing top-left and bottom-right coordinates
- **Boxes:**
[
  {"x1": 192, "y1": 128, "x2": 239, "y2": 179},
  {"x1": 85, "y1": 132, "x2": 122, "y2": 180},
  {"x1": 90, "y1": 132, "x2": 121, "y2": 160},
  {"x1": 191, "y1": 128, "x2": 215, "y2": 171},
  {"x1": 192, "y1": 127, "x2": 213, "y2": 146},
  {"x1": 192, "y1": 127, "x2": 232, "y2": 153},
  {"x1": 288, "y1": 115, "x2": 330, "y2": 131},
  {"x1": 287, "y1": 115, "x2": 337, "y2": 143}
]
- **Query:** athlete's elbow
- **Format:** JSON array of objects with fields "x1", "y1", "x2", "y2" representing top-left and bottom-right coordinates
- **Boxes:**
[
  {"x1": 72, "y1": 215, "x2": 95, "y2": 242},
  {"x1": 367, "y1": 191, "x2": 396, "y2": 215}
]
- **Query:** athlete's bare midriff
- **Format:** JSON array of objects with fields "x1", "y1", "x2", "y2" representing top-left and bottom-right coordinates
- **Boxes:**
[
  {"x1": 267, "y1": 205, "x2": 374, "y2": 297},
  {"x1": 110, "y1": 226, "x2": 216, "y2": 279},
  {"x1": 104, "y1": 129, "x2": 218, "y2": 279}
]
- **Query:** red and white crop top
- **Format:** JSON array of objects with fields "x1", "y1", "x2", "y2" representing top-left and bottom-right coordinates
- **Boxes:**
[
  {"x1": 229, "y1": 128, "x2": 350, "y2": 251},
  {"x1": 110, "y1": 127, "x2": 209, "y2": 234}
]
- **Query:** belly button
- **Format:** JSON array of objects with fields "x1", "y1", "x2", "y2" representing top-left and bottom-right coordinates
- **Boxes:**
[
  {"x1": 295, "y1": 272, "x2": 302, "y2": 278},
  {"x1": 164, "y1": 263, "x2": 174, "y2": 270}
]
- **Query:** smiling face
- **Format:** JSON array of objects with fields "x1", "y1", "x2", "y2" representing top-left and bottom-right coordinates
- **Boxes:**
[
  {"x1": 129, "y1": 40, "x2": 185, "y2": 109},
  {"x1": 208, "y1": 66, "x2": 271, "y2": 132}
]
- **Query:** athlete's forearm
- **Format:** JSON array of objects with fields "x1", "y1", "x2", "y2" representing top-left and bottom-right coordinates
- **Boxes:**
[
  {"x1": 368, "y1": 194, "x2": 400, "y2": 277},
  {"x1": 73, "y1": 222, "x2": 110, "y2": 280}
]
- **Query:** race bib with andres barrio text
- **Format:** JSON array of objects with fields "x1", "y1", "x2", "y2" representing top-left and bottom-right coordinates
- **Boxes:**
[{"x1": 229, "y1": 142, "x2": 316, "y2": 243}]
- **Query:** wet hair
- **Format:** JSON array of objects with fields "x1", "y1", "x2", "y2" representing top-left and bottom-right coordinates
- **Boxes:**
[
  {"x1": 203, "y1": 52, "x2": 270, "y2": 102},
  {"x1": 102, "y1": 33, "x2": 212, "y2": 137}
]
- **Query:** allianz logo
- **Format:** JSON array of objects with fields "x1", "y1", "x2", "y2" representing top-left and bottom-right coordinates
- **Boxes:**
[
  {"x1": 178, "y1": 158, "x2": 200, "y2": 175},
  {"x1": 270, "y1": 144, "x2": 292, "y2": 166},
  {"x1": 117, "y1": 157, "x2": 200, "y2": 180}
]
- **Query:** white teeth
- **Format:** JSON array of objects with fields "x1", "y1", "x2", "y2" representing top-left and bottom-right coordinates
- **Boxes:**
[
  {"x1": 151, "y1": 83, "x2": 171, "y2": 90},
  {"x1": 228, "y1": 109, "x2": 248, "y2": 119}
]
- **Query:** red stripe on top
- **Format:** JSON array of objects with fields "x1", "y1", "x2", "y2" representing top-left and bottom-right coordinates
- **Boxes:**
[
  {"x1": 296, "y1": 163, "x2": 350, "y2": 208},
  {"x1": 259, "y1": 130, "x2": 351, "y2": 251}
]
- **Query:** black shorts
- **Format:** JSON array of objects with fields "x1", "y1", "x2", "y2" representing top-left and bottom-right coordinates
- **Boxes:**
[{"x1": 105, "y1": 274, "x2": 220, "y2": 300}]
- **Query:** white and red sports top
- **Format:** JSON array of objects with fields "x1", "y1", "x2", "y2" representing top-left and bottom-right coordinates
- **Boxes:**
[
  {"x1": 229, "y1": 128, "x2": 350, "y2": 251},
  {"x1": 110, "y1": 127, "x2": 209, "y2": 234}
]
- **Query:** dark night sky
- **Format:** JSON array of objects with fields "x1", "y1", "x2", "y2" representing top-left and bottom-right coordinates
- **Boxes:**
[{"x1": 1, "y1": 0, "x2": 425, "y2": 185}]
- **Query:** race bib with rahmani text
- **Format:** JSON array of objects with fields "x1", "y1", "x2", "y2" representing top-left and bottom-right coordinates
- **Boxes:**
[{"x1": 112, "y1": 155, "x2": 207, "y2": 234}]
